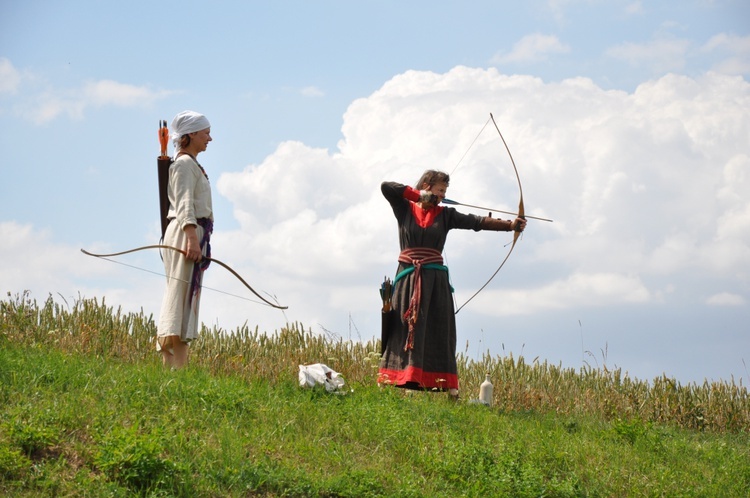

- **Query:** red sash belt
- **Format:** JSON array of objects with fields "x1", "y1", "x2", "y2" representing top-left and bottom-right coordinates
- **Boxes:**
[{"x1": 398, "y1": 248, "x2": 444, "y2": 351}]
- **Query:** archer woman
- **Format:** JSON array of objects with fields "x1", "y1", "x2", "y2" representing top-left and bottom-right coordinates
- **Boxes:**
[
  {"x1": 378, "y1": 170, "x2": 526, "y2": 399},
  {"x1": 157, "y1": 110, "x2": 213, "y2": 369}
]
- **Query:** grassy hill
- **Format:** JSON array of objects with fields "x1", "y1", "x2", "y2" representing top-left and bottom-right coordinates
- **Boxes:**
[{"x1": 1, "y1": 293, "x2": 748, "y2": 497}]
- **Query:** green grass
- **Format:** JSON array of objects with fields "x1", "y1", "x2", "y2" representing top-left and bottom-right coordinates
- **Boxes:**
[{"x1": 1, "y1": 292, "x2": 749, "y2": 497}]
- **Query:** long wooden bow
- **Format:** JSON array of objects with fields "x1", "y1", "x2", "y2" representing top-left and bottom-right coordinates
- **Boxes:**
[
  {"x1": 81, "y1": 245, "x2": 288, "y2": 310},
  {"x1": 455, "y1": 113, "x2": 525, "y2": 314}
]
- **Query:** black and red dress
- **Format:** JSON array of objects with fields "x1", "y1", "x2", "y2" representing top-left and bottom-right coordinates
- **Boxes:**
[{"x1": 378, "y1": 181, "x2": 484, "y2": 391}]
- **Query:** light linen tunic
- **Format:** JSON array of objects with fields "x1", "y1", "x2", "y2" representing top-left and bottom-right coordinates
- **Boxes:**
[{"x1": 157, "y1": 154, "x2": 213, "y2": 349}]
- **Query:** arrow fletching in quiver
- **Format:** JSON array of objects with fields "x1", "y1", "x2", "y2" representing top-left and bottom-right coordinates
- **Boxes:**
[{"x1": 157, "y1": 119, "x2": 172, "y2": 241}]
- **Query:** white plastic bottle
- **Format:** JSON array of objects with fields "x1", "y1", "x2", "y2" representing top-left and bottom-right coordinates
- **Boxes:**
[{"x1": 479, "y1": 373, "x2": 493, "y2": 406}]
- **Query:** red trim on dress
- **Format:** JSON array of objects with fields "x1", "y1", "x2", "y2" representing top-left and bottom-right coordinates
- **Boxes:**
[
  {"x1": 378, "y1": 366, "x2": 459, "y2": 390},
  {"x1": 403, "y1": 186, "x2": 445, "y2": 228},
  {"x1": 403, "y1": 186, "x2": 421, "y2": 202},
  {"x1": 409, "y1": 203, "x2": 444, "y2": 229}
]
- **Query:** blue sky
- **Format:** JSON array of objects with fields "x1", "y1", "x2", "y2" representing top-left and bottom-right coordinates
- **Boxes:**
[{"x1": 2, "y1": 0, "x2": 749, "y2": 386}]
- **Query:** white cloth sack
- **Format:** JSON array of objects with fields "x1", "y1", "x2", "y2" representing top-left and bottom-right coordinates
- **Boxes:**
[{"x1": 298, "y1": 363, "x2": 345, "y2": 392}]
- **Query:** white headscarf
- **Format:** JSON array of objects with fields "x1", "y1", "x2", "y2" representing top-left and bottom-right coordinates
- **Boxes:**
[{"x1": 170, "y1": 110, "x2": 210, "y2": 157}]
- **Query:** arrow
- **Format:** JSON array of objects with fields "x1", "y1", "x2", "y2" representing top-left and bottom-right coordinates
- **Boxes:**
[{"x1": 442, "y1": 198, "x2": 553, "y2": 222}]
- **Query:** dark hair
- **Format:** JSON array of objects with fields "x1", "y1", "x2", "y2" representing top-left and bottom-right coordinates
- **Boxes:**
[
  {"x1": 179, "y1": 134, "x2": 192, "y2": 149},
  {"x1": 414, "y1": 170, "x2": 450, "y2": 189}
]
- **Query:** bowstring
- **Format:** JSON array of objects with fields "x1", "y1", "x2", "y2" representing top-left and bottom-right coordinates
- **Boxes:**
[
  {"x1": 447, "y1": 114, "x2": 522, "y2": 314},
  {"x1": 92, "y1": 255, "x2": 284, "y2": 310},
  {"x1": 449, "y1": 115, "x2": 491, "y2": 176},
  {"x1": 447, "y1": 115, "x2": 491, "y2": 310}
]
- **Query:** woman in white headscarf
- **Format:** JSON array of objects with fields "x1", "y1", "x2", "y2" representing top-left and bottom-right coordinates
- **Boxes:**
[{"x1": 157, "y1": 110, "x2": 213, "y2": 368}]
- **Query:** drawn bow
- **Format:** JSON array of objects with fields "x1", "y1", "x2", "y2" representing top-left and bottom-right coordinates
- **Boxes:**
[
  {"x1": 454, "y1": 113, "x2": 525, "y2": 314},
  {"x1": 81, "y1": 245, "x2": 288, "y2": 310}
]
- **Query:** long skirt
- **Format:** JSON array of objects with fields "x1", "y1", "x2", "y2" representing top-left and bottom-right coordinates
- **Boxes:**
[
  {"x1": 156, "y1": 221, "x2": 207, "y2": 351},
  {"x1": 378, "y1": 267, "x2": 459, "y2": 391}
]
